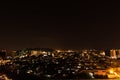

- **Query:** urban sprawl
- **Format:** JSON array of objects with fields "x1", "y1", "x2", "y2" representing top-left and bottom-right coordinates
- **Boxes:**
[{"x1": 0, "y1": 48, "x2": 120, "y2": 79}]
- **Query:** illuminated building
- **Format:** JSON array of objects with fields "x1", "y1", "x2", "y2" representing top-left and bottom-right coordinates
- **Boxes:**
[
  {"x1": 110, "y1": 49, "x2": 117, "y2": 59},
  {"x1": 117, "y1": 49, "x2": 120, "y2": 59},
  {"x1": 94, "y1": 70, "x2": 107, "y2": 76},
  {"x1": 81, "y1": 50, "x2": 87, "y2": 57},
  {"x1": 100, "y1": 51, "x2": 105, "y2": 56},
  {"x1": 107, "y1": 68, "x2": 120, "y2": 79},
  {"x1": 30, "y1": 50, "x2": 45, "y2": 56},
  {"x1": 31, "y1": 50, "x2": 38, "y2": 56}
]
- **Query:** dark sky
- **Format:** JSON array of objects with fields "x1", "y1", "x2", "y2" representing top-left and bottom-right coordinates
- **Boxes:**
[{"x1": 0, "y1": 1, "x2": 120, "y2": 50}]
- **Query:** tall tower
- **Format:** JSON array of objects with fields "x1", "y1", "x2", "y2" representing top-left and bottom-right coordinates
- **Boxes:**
[
  {"x1": 110, "y1": 49, "x2": 117, "y2": 59},
  {"x1": 117, "y1": 49, "x2": 120, "y2": 58}
]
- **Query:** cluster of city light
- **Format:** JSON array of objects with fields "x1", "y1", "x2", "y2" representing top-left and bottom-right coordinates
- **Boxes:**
[
  {"x1": 1, "y1": 48, "x2": 120, "y2": 79},
  {"x1": 108, "y1": 68, "x2": 120, "y2": 79}
]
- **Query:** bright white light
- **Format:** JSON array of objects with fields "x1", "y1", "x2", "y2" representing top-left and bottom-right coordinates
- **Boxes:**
[
  {"x1": 109, "y1": 70, "x2": 114, "y2": 74},
  {"x1": 89, "y1": 72, "x2": 94, "y2": 78},
  {"x1": 27, "y1": 70, "x2": 33, "y2": 74}
]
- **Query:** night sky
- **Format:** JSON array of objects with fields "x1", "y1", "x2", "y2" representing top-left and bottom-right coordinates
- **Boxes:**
[{"x1": 0, "y1": 1, "x2": 120, "y2": 50}]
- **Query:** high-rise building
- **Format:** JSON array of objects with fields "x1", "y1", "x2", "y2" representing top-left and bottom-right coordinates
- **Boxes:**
[
  {"x1": 117, "y1": 49, "x2": 120, "y2": 58},
  {"x1": 110, "y1": 49, "x2": 117, "y2": 59}
]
